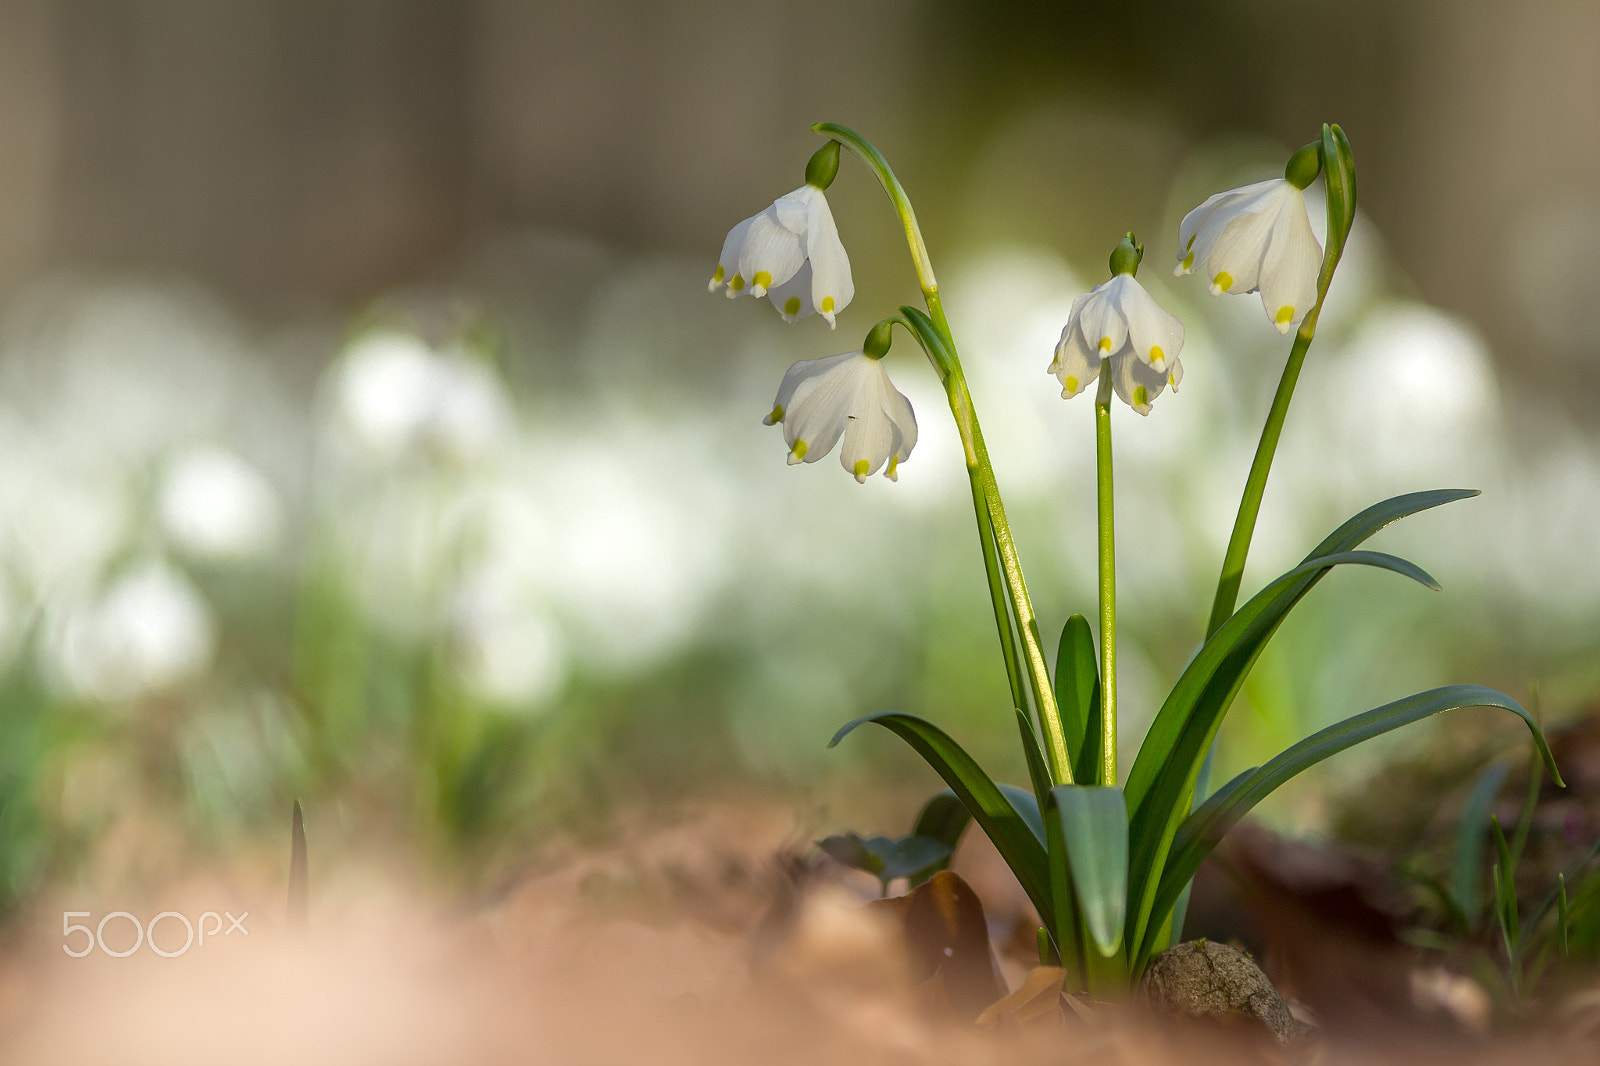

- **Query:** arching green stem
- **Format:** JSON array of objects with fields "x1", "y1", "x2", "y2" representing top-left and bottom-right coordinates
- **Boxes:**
[
  {"x1": 1094, "y1": 373, "x2": 1117, "y2": 786},
  {"x1": 1205, "y1": 124, "x2": 1358, "y2": 638},
  {"x1": 823, "y1": 118, "x2": 1069, "y2": 784}
]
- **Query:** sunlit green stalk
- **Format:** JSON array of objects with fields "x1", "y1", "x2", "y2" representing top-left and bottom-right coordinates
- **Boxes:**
[
  {"x1": 823, "y1": 121, "x2": 1072, "y2": 785},
  {"x1": 1094, "y1": 373, "x2": 1117, "y2": 786},
  {"x1": 1204, "y1": 124, "x2": 1357, "y2": 639},
  {"x1": 894, "y1": 315, "x2": 1028, "y2": 719}
]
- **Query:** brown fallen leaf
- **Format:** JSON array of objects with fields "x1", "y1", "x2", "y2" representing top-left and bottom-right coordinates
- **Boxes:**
[
  {"x1": 976, "y1": 965, "x2": 1067, "y2": 1029},
  {"x1": 869, "y1": 870, "x2": 1007, "y2": 1022}
]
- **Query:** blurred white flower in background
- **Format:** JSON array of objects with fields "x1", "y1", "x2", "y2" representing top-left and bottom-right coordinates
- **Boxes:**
[
  {"x1": 331, "y1": 331, "x2": 513, "y2": 463},
  {"x1": 46, "y1": 560, "x2": 215, "y2": 702},
  {"x1": 159, "y1": 445, "x2": 282, "y2": 563}
]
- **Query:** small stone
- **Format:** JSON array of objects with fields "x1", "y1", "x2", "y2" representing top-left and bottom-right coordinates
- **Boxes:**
[{"x1": 1142, "y1": 939, "x2": 1313, "y2": 1046}]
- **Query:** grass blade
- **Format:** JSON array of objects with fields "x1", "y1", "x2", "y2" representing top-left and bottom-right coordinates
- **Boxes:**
[{"x1": 288, "y1": 799, "x2": 308, "y2": 931}]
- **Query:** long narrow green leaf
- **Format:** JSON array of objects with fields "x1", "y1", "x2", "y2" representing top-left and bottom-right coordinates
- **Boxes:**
[
  {"x1": 1453, "y1": 760, "x2": 1511, "y2": 926},
  {"x1": 1044, "y1": 790, "x2": 1085, "y2": 985},
  {"x1": 1049, "y1": 785, "x2": 1128, "y2": 958},
  {"x1": 1124, "y1": 548, "x2": 1439, "y2": 955},
  {"x1": 1141, "y1": 685, "x2": 1562, "y2": 964},
  {"x1": 1305, "y1": 489, "x2": 1477, "y2": 561},
  {"x1": 830, "y1": 712, "x2": 1052, "y2": 925},
  {"x1": 1055, "y1": 615, "x2": 1102, "y2": 786},
  {"x1": 1559, "y1": 874, "x2": 1571, "y2": 959},
  {"x1": 1016, "y1": 709, "x2": 1054, "y2": 811},
  {"x1": 1124, "y1": 489, "x2": 1476, "y2": 955}
]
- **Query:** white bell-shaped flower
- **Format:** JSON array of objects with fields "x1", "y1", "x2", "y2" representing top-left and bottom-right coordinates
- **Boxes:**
[
  {"x1": 1049, "y1": 273, "x2": 1185, "y2": 416},
  {"x1": 763, "y1": 350, "x2": 916, "y2": 482},
  {"x1": 1174, "y1": 178, "x2": 1322, "y2": 335},
  {"x1": 710, "y1": 184, "x2": 854, "y2": 327}
]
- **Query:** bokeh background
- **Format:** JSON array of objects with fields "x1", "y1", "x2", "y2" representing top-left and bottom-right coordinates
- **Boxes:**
[{"x1": 0, "y1": 0, "x2": 1596, "y2": 910}]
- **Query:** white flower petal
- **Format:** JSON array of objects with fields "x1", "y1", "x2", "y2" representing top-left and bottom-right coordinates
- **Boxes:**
[
  {"x1": 736, "y1": 205, "x2": 807, "y2": 298},
  {"x1": 1076, "y1": 279, "x2": 1129, "y2": 360},
  {"x1": 1116, "y1": 277, "x2": 1186, "y2": 371},
  {"x1": 1049, "y1": 310, "x2": 1103, "y2": 399},
  {"x1": 1256, "y1": 189, "x2": 1323, "y2": 333},
  {"x1": 800, "y1": 189, "x2": 853, "y2": 328},
  {"x1": 711, "y1": 214, "x2": 755, "y2": 293},
  {"x1": 766, "y1": 261, "x2": 815, "y2": 324},
  {"x1": 1108, "y1": 351, "x2": 1172, "y2": 416},
  {"x1": 1175, "y1": 181, "x2": 1276, "y2": 271}
]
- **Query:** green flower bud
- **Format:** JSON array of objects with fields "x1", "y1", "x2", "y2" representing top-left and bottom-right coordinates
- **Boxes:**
[
  {"x1": 1108, "y1": 233, "x2": 1144, "y2": 277},
  {"x1": 862, "y1": 319, "x2": 894, "y2": 359},
  {"x1": 805, "y1": 140, "x2": 842, "y2": 190},
  {"x1": 1284, "y1": 141, "x2": 1322, "y2": 190}
]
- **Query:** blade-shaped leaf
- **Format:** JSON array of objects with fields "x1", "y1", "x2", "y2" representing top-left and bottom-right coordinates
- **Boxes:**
[
  {"x1": 1016, "y1": 709, "x2": 1053, "y2": 810},
  {"x1": 831, "y1": 712, "x2": 1052, "y2": 927},
  {"x1": 1124, "y1": 547, "x2": 1440, "y2": 955},
  {"x1": 1054, "y1": 615, "x2": 1102, "y2": 785},
  {"x1": 1049, "y1": 785, "x2": 1128, "y2": 958},
  {"x1": 1141, "y1": 684, "x2": 1562, "y2": 965},
  {"x1": 1453, "y1": 760, "x2": 1511, "y2": 926}
]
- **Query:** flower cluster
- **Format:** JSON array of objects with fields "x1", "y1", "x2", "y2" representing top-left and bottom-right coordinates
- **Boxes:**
[{"x1": 713, "y1": 135, "x2": 1330, "y2": 480}]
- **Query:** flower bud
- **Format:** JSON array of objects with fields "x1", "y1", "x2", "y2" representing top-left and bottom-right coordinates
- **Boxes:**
[
  {"x1": 862, "y1": 319, "x2": 894, "y2": 360},
  {"x1": 1284, "y1": 141, "x2": 1322, "y2": 190},
  {"x1": 1108, "y1": 233, "x2": 1144, "y2": 277},
  {"x1": 806, "y1": 140, "x2": 842, "y2": 190}
]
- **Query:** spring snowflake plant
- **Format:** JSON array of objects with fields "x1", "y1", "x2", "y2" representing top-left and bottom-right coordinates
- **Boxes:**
[{"x1": 712, "y1": 124, "x2": 1564, "y2": 995}]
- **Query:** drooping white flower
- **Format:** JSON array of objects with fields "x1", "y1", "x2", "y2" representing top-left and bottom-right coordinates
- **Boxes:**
[
  {"x1": 709, "y1": 184, "x2": 853, "y2": 327},
  {"x1": 763, "y1": 351, "x2": 916, "y2": 482},
  {"x1": 1049, "y1": 273, "x2": 1185, "y2": 416},
  {"x1": 1174, "y1": 177, "x2": 1322, "y2": 335}
]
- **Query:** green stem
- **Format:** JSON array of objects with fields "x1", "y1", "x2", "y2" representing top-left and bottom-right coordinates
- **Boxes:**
[
  {"x1": 824, "y1": 120, "x2": 1070, "y2": 783},
  {"x1": 1204, "y1": 123, "x2": 1357, "y2": 639},
  {"x1": 890, "y1": 315, "x2": 1026, "y2": 719},
  {"x1": 1094, "y1": 373, "x2": 1117, "y2": 786},
  {"x1": 1203, "y1": 328, "x2": 1313, "y2": 638}
]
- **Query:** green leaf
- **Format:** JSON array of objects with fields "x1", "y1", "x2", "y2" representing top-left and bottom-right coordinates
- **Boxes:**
[
  {"x1": 830, "y1": 712, "x2": 1052, "y2": 927},
  {"x1": 1453, "y1": 760, "x2": 1511, "y2": 926},
  {"x1": 1123, "y1": 488, "x2": 1477, "y2": 958},
  {"x1": 816, "y1": 832, "x2": 954, "y2": 892},
  {"x1": 1492, "y1": 816, "x2": 1520, "y2": 948},
  {"x1": 912, "y1": 792, "x2": 971, "y2": 851},
  {"x1": 1143, "y1": 685, "x2": 1562, "y2": 963},
  {"x1": 817, "y1": 833, "x2": 887, "y2": 878},
  {"x1": 1124, "y1": 548, "x2": 1439, "y2": 957},
  {"x1": 1016, "y1": 709, "x2": 1054, "y2": 810},
  {"x1": 1055, "y1": 615, "x2": 1102, "y2": 786},
  {"x1": 1048, "y1": 785, "x2": 1128, "y2": 958},
  {"x1": 1559, "y1": 874, "x2": 1571, "y2": 959}
]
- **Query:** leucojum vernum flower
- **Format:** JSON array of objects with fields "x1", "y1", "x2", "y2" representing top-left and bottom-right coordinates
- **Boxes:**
[
  {"x1": 763, "y1": 321, "x2": 917, "y2": 483},
  {"x1": 712, "y1": 122, "x2": 1563, "y2": 998},
  {"x1": 709, "y1": 140, "x2": 854, "y2": 327}
]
